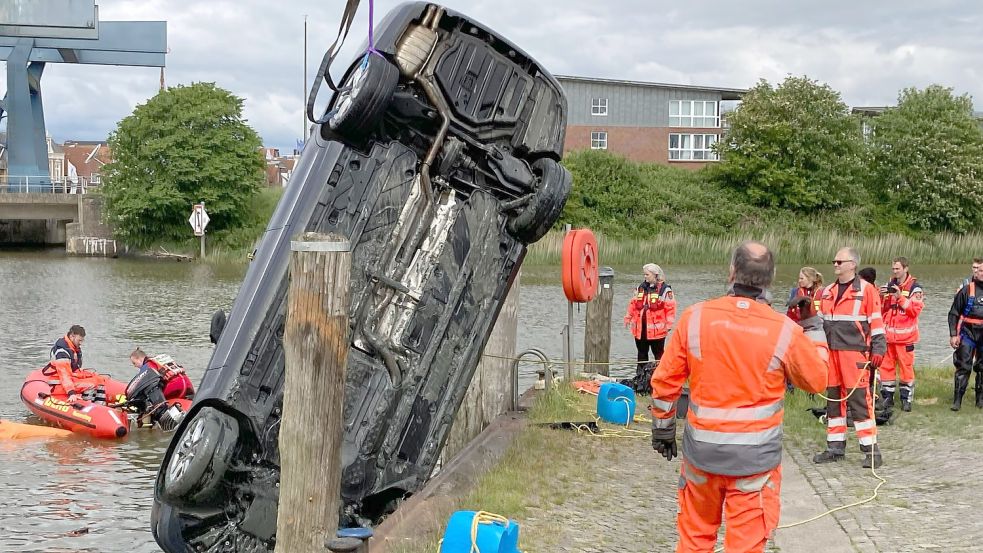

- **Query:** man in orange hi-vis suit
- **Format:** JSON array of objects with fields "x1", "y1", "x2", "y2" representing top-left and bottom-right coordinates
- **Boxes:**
[
  {"x1": 814, "y1": 246, "x2": 886, "y2": 469},
  {"x1": 650, "y1": 241, "x2": 828, "y2": 553}
]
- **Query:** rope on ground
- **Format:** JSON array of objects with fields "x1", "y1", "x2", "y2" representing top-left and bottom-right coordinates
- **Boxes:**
[{"x1": 712, "y1": 461, "x2": 887, "y2": 552}]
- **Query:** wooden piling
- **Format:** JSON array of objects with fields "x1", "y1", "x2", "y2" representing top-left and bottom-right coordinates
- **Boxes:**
[
  {"x1": 275, "y1": 232, "x2": 352, "y2": 553},
  {"x1": 584, "y1": 267, "x2": 615, "y2": 376}
]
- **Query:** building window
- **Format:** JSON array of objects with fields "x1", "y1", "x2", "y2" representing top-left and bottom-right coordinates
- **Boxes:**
[
  {"x1": 591, "y1": 98, "x2": 608, "y2": 116},
  {"x1": 669, "y1": 100, "x2": 719, "y2": 128},
  {"x1": 591, "y1": 131, "x2": 608, "y2": 150},
  {"x1": 669, "y1": 133, "x2": 718, "y2": 160}
]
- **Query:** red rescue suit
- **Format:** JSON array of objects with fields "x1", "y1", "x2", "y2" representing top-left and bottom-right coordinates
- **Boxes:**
[
  {"x1": 625, "y1": 281, "x2": 677, "y2": 340},
  {"x1": 878, "y1": 275, "x2": 924, "y2": 403},
  {"x1": 819, "y1": 278, "x2": 886, "y2": 457}
]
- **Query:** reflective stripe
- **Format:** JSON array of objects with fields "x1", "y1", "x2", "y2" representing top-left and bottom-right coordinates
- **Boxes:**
[
  {"x1": 827, "y1": 417, "x2": 846, "y2": 427},
  {"x1": 859, "y1": 435, "x2": 877, "y2": 446},
  {"x1": 854, "y1": 419, "x2": 876, "y2": 431},
  {"x1": 682, "y1": 463, "x2": 707, "y2": 485},
  {"x1": 683, "y1": 430, "x2": 782, "y2": 476},
  {"x1": 767, "y1": 318, "x2": 797, "y2": 371},
  {"x1": 688, "y1": 425, "x2": 782, "y2": 446},
  {"x1": 735, "y1": 473, "x2": 771, "y2": 493},
  {"x1": 880, "y1": 383, "x2": 896, "y2": 392},
  {"x1": 653, "y1": 417, "x2": 675, "y2": 429},
  {"x1": 868, "y1": 312, "x2": 882, "y2": 320},
  {"x1": 688, "y1": 304, "x2": 703, "y2": 360},
  {"x1": 871, "y1": 328, "x2": 885, "y2": 336},
  {"x1": 827, "y1": 433, "x2": 846, "y2": 441},
  {"x1": 651, "y1": 398, "x2": 674, "y2": 412},
  {"x1": 825, "y1": 314, "x2": 867, "y2": 322},
  {"x1": 690, "y1": 399, "x2": 783, "y2": 421}
]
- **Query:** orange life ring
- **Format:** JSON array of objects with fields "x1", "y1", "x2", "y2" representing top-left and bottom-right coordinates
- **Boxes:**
[{"x1": 561, "y1": 229, "x2": 599, "y2": 303}]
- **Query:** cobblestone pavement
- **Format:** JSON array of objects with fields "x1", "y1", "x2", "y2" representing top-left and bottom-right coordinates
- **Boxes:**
[
  {"x1": 786, "y1": 410, "x2": 983, "y2": 553},
  {"x1": 518, "y1": 429, "x2": 782, "y2": 553}
]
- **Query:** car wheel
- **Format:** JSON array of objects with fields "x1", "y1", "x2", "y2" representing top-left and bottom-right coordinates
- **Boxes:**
[
  {"x1": 326, "y1": 53, "x2": 399, "y2": 144},
  {"x1": 507, "y1": 158, "x2": 572, "y2": 244},
  {"x1": 160, "y1": 406, "x2": 239, "y2": 507}
]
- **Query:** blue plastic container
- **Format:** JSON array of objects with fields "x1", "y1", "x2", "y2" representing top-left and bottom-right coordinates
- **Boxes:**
[
  {"x1": 597, "y1": 382, "x2": 636, "y2": 425},
  {"x1": 439, "y1": 511, "x2": 520, "y2": 553}
]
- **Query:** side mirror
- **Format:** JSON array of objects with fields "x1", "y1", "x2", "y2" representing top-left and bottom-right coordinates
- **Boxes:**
[{"x1": 209, "y1": 310, "x2": 227, "y2": 345}]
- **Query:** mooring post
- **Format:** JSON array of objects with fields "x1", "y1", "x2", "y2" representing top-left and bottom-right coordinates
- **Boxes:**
[
  {"x1": 584, "y1": 266, "x2": 615, "y2": 376},
  {"x1": 275, "y1": 232, "x2": 352, "y2": 553}
]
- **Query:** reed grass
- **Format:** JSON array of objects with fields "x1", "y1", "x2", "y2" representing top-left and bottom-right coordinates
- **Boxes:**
[{"x1": 526, "y1": 229, "x2": 983, "y2": 266}]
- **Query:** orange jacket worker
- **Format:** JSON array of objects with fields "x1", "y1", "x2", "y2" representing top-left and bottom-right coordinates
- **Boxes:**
[
  {"x1": 814, "y1": 247, "x2": 886, "y2": 468},
  {"x1": 624, "y1": 263, "x2": 676, "y2": 369},
  {"x1": 650, "y1": 242, "x2": 828, "y2": 553},
  {"x1": 878, "y1": 256, "x2": 924, "y2": 412}
]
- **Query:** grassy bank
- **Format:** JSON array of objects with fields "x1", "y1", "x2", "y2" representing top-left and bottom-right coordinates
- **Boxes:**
[
  {"x1": 783, "y1": 366, "x2": 971, "y2": 448},
  {"x1": 551, "y1": 150, "x2": 983, "y2": 266},
  {"x1": 388, "y1": 385, "x2": 610, "y2": 553},
  {"x1": 526, "y1": 228, "x2": 983, "y2": 266},
  {"x1": 144, "y1": 187, "x2": 284, "y2": 262}
]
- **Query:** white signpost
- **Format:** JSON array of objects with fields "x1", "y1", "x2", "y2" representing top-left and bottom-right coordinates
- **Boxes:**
[{"x1": 189, "y1": 202, "x2": 210, "y2": 258}]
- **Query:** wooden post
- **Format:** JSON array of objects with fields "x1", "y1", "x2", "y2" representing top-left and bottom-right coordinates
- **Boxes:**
[
  {"x1": 584, "y1": 266, "x2": 615, "y2": 376},
  {"x1": 443, "y1": 270, "x2": 520, "y2": 462},
  {"x1": 275, "y1": 232, "x2": 352, "y2": 553}
]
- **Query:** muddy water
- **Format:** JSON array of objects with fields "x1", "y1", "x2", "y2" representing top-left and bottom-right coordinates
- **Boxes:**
[{"x1": 0, "y1": 251, "x2": 970, "y2": 552}]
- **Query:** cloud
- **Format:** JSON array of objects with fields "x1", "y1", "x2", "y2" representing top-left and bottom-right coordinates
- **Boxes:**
[{"x1": 5, "y1": 0, "x2": 981, "y2": 151}]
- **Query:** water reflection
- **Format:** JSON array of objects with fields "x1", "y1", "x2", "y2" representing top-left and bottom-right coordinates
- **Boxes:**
[{"x1": 0, "y1": 250, "x2": 972, "y2": 552}]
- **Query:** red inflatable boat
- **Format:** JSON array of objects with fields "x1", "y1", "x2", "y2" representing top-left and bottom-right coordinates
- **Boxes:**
[{"x1": 20, "y1": 360, "x2": 193, "y2": 439}]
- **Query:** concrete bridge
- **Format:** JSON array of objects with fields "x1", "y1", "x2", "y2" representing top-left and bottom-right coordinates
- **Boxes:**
[{"x1": 0, "y1": 186, "x2": 117, "y2": 255}]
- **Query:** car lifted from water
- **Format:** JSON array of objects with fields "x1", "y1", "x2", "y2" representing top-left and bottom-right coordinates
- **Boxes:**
[{"x1": 151, "y1": 3, "x2": 570, "y2": 551}]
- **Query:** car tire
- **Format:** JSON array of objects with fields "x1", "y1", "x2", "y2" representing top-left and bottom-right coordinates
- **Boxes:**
[
  {"x1": 160, "y1": 406, "x2": 238, "y2": 507},
  {"x1": 507, "y1": 158, "x2": 572, "y2": 244},
  {"x1": 326, "y1": 53, "x2": 399, "y2": 144}
]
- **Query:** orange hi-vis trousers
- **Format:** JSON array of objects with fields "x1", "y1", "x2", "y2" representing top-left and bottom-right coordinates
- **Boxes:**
[
  {"x1": 676, "y1": 461, "x2": 782, "y2": 553},
  {"x1": 877, "y1": 342, "x2": 915, "y2": 395},
  {"x1": 824, "y1": 350, "x2": 878, "y2": 454}
]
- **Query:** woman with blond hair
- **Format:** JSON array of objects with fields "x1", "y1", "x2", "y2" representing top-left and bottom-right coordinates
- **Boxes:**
[
  {"x1": 786, "y1": 267, "x2": 824, "y2": 322},
  {"x1": 622, "y1": 263, "x2": 676, "y2": 392}
]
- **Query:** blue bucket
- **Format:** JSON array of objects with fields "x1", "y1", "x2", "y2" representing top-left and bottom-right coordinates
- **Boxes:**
[
  {"x1": 439, "y1": 511, "x2": 520, "y2": 553},
  {"x1": 597, "y1": 382, "x2": 636, "y2": 425}
]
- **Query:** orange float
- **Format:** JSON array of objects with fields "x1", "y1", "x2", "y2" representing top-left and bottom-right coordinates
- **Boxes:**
[
  {"x1": 0, "y1": 418, "x2": 73, "y2": 440},
  {"x1": 561, "y1": 228, "x2": 599, "y2": 303}
]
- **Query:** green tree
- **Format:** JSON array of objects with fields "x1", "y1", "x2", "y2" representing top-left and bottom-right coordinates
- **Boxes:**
[
  {"x1": 709, "y1": 76, "x2": 866, "y2": 211},
  {"x1": 102, "y1": 82, "x2": 265, "y2": 247},
  {"x1": 869, "y1": 85, "x2": 983, "y2": 232}
]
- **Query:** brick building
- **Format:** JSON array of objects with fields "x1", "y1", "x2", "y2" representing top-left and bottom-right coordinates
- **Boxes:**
[{"x1": 557, "y1": 75, "x2": 745, "y2": 168}]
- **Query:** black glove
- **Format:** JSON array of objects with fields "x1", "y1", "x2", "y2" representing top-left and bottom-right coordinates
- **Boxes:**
[{"x1": 651, "y1": 418, "x2": 678, "y2": 461}]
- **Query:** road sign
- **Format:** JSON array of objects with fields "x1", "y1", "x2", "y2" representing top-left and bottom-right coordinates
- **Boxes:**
[{"x1": 189, "y1": 203, "x2": 209, "y2": 236}]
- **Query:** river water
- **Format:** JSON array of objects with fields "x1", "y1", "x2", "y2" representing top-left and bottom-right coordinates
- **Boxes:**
[{"x1": 0, "y1": 250, "x2": 970, "y2": 552}]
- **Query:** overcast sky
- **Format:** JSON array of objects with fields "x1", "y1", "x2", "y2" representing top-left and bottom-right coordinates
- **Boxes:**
[{"x1": 8, "y1": 0, "x2": 983, "y2": 151}]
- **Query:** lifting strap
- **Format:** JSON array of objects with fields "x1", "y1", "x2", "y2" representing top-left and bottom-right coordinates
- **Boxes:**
[{"x1": 306, "y1": 0, "x2": 363, "y2": 125}]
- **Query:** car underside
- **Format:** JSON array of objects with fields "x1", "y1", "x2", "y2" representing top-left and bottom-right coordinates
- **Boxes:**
[{"x1": 152, "y1": 3, "x2": 570, "y2": 552}]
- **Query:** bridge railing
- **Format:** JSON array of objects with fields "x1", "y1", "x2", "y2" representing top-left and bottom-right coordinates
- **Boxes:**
[{"x1": 1, "y1": 176, "x2": 101, "y2": 194}]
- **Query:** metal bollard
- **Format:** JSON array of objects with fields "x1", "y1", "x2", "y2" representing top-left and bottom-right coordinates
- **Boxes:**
[{"x1": 325, "y1": 528, "x2": 372, "y2": 553}]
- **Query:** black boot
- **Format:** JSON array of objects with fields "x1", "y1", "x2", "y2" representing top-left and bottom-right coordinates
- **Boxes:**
[
  {"x1": 899, "y1": 385, "x2": 913, "y2": 412},
  {"x1": 813, "y1": 450, "x2": 845, "y2": 464},
  {"x1": 952, "y1": 373, "x2": 969, "y2": 411},
  {"x1": 862, "y1": 453, "x2": 884, "y2": 469},
  {"x1": 975, "y1": 372, "x2": 983, "y2": 408},
  {"x1": 880, "y1": 388, "x2": 895, "y2": 409}
]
